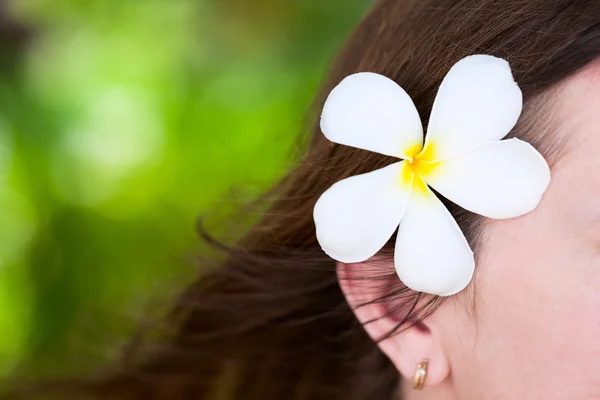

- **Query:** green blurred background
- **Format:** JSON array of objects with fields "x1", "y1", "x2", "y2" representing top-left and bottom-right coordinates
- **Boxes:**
[{"x1": 0, "y1": 0, "x2": 370, "y2": 380}]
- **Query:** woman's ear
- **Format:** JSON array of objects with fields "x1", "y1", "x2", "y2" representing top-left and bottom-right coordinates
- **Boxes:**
[{"x1": 337, "y1": 260, "x2": 451, "y2": 389}]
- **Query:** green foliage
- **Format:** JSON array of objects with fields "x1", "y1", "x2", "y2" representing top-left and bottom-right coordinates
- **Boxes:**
[{"x1": 0, "y1": 0, "x2": 369, "y2": 376}]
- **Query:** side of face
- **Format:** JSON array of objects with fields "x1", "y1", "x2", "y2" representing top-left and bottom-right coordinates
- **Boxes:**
[{"x1": 435, "y1": 63, "x2": 600, "y2": 399}]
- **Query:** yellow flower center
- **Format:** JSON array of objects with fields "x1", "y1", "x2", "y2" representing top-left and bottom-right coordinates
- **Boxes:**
[{"x1": 401, "y1": 142, "x2": 440, "y2": 194}]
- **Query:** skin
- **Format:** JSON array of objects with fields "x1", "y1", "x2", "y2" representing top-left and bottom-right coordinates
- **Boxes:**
[{"x1": 340, "y1": 61, "x2": 600, "y2": 399}]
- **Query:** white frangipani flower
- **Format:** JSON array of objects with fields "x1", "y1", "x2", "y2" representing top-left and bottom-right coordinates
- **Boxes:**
[{"x1": 313, "y1": 55, "x2": 551, "y2": 296}]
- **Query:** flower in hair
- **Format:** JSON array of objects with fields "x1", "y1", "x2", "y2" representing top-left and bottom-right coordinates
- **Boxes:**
[{"x1": 313, "y1": 55, "x2": 551, "y2": 296}]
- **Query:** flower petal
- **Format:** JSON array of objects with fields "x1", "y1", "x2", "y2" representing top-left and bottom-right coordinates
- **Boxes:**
[
  {"x1": 425, "y1": 55, "x2": 523, "y2": 160},
  {"x1": 314, "y1": 161, "x2": 413, "y2": 263},
  {"x1": 321, "y1": 72, "x2": 423, "y2": 159},
  {"x1": 424, "y1": 139, "x2": 551, "y2": 219},
  {"x1": 394, "y1": 187, "x2": 474, "y2": 296}
]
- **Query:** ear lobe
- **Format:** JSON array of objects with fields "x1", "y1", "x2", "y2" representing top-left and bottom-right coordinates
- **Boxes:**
[{"x1": 337, "y1": 260, "x2": 451, "y2": 388}]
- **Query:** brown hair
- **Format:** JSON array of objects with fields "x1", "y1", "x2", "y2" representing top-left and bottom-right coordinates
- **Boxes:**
[{"x1": 15, "y1": 0, "x2": 600, "y2": 399}]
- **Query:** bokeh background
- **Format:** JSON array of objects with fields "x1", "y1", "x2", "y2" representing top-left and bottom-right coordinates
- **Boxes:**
[{"x1": 0, "y1": 0, "x2": 371, "y2": 381}]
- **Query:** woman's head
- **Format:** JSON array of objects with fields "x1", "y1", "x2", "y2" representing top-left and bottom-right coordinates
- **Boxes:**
[
  {"x1": 28, "y1": 1, "x2": 600, "y2": 399},
  {"x1": 250, "y1": 2, "x2": 600, "y2": 396}
]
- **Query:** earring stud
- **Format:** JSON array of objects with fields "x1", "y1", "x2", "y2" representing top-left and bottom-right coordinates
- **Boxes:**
[{"x1": 412, "y1": 359, "x2": 429, "y2": 390}]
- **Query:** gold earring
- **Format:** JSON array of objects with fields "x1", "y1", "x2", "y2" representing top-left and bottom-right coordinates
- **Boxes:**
[{"x1": 412, "y1": 359, "x2": 429, "y2": 390}]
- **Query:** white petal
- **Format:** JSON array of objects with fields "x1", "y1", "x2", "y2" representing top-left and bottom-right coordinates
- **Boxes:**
[
  {"x1": 425, "y1": 139, "x2": 551, "y2": 219},
  {"x1": 425, "y1": 55, "x2": 523, "y2": 159},
  {"x1": 395, "y1": 187, "x2": 474, "y2": 296},
  {"x1": 321, "y1": 73, "x2": 423, "y2": 159},
  {"x1": 314, "y1": 161, "x2": 413, "y2": 263}
]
